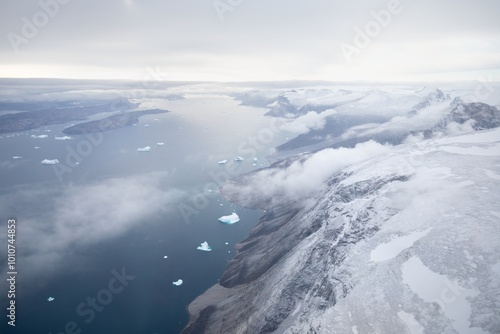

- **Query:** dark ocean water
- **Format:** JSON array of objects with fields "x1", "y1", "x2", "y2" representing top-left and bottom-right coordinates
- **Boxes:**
[{"x1": 0, "y1": 95, "x2": 288, "y2": 334}]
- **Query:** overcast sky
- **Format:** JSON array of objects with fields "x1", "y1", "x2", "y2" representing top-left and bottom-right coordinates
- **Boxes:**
[{"x1": 0, "y1": 0, "x2": 499, "y2": 81}]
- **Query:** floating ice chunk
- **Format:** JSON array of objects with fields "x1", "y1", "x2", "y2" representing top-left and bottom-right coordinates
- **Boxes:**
[
  {"x1": 41, "y1": 159, "x2": 59, "y2": 165},
  {"x1": 163, "y1": 255, "x2": 168, "y2": 259},
  {"x1": 253, "y1": 157, "x2": 258, "y2": 162},
  {"x1": 218, "y1": 160, "x2": 228, "y2": 164},
  {"x1": 34, "y1": 146, "x2": 41, "y2": 149},
  {"x1": 144, "y1": 124, "x2": 149, "y2": 127},
  {"x1": 197, "y1": 241, "x2": 212, "y2": 251},
  {"x1": 12, "y1": 156, "x2": 23, "y2": 159},
  {"x1": 252, "y1": 163, "x2": 257, "y2": 166},
  {"x1": 55, "y1": 136, "x2": 72, "y2": 140},
  {"x1": 137, "y1": 146, "x2": 151, "y2": 152},
  {"x1": 233, "y1": 156, "x2": 244, "y2": 162},
  {"x1": 172, "y1": 279, "x2": 183, "y2": 286},
  {"x1": 31, "y1": 134, "x2": 48, "y2": 139},
  {"x1": 218, "y1": 212, "x2": 240, "y2": 225},
  {"x1": 157, "y1": 142, "x2": 164, "y2": 146},
  {"x1": 220, "y1": 204, "x2": 223, "y2": 206},
  {"x1": 225, "y1": 242, "x2": 229, "y2": 245},
  {"x1": 47, "y1": 297, "x2": 54, "y2": 302}
]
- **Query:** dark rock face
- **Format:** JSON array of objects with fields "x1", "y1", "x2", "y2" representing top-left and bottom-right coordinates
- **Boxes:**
[
  {"x1": 182, "y1": 170, "x2": 410, "y2": 333},
  {"x1": 62, "y1": 109, "x2": 167, "y2": 134},
  {"x1": 445, "y1": 98, "x2": 500, "y2": 130},
  {"x1": 0, "y1": 98, "x2": 138, "y2": 134}
]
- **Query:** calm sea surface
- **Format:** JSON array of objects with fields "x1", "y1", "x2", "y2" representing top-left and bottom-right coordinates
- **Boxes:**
[{"x1": 0, "y1": 94, "x2": 289, "y2": 334}]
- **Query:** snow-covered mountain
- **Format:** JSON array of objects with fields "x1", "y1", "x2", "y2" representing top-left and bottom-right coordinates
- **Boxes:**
[{"x1": 182, "y1": 87, "x2": 500, "y2": 334}]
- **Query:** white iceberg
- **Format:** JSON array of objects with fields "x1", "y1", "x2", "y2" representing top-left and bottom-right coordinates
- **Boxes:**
[
  {"x1": 137, "y1": 146, "x2": 151, "y2": 152},
  {"x1": 253, "y1": 157, "x2": 258, "y2": 162},
  {"x1": 172, "y1": 279, "x2": 183, "y2": 286},
  {"x1": 34, "y1": 146, "x2": 41, "y2": 149},
  {"x1": 233, "y1": 156, "x2": 244, "y2": 162},
  {"x1": 12, "y1": 156, "x2": 23, "y2": 159},
  {"x1": 218, "y1": 160, "x2": 228, "y2": 164},
  {"x1": 157, "y1": 142, "x2": 164, "y2": 146},
  {"x1": 47, "y1": 297, "x2": 54, "y2": 302},
  {"x1": 163, "y1": 255, "x2": 168, "y2": 259},
  {"x1": 31, "y1": 134, "x2": 48, "y2": 139},
  {"x1": 55, "y1": 136, "x2": 72, "y2": 140},
  {"x1": 41, "y1": 159, "x2": 59, "y2": 165},
  {"x1": 218, "y1": 212, "x2": 240, "y2": 225},
  {"x1": 197, "y1": 241, "x2": 212, "y2": 251},
  {"x1": 225, "y1": 242, "x2": 229, "y2": 245}
]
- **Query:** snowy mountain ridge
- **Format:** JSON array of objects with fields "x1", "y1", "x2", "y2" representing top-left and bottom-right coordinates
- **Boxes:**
[{"x1": 182, "y1": 87, "x2": 500, "y2": 334}]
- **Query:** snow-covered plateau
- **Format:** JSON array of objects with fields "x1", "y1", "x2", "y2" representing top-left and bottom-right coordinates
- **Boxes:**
[{"x1": 183, "y1": 86, "x2": 500, "y2": 334}]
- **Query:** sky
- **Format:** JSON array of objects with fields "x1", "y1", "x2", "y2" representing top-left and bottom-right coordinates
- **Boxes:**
[{"x1": 0, "y1": 0, "x2": 499, "y2": 82}]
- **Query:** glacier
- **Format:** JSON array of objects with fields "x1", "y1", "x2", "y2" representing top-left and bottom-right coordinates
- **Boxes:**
[
  {"x1": 197, "y1": 241, "x2": 212, "y2": 252},
  {"x1": 182, "y1": 87, "x2": 500, "y2": 334},
  {"x1": 41, "y1": 159, "x2": 59, "y2": 165},
  {"x1": 137, "y1": 146, "x2": 151, "y2": 152},
  {"x1": 218, "y1": 213, "x2": 240, "y2": 225}
]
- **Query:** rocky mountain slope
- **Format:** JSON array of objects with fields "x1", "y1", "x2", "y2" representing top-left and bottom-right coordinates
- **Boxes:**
[{"x1": 183, "y1": 89, "x2": 500, "y2": 334}]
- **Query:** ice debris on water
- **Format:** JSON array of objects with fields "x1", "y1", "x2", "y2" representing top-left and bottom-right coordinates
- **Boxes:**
[
  {"x1": 12, "y1": 156, "x2": 22, "y2": 159},
  {"x1": 34, "y1": 146, "x2": 41, "y2": 149},
  {"x1": 197, "y1": 241, "x2": 212, "y2": 251},
  {"x1": 218, "y1": 160, "x2": 228, "y2": 164},
  {"x1": 234, "y1": 156, "x2": 244, "y2": 162},
  {"x1": 31, "y1": 134, "x2": 48, "y2": 139},
  {"x1": 55, "y1": 136, "x2": 72, "y2": 140},
  {"x1": 163, "y1": 256, "x2": 168, "y2": 259},
  {"x1": 172, "y1": 279, "x2": 183, "y2": 286},
  {"x1": 137, "y1": 146, "x2": 151, "y2": 152},
  {"x1": 47, "y1": 297, "x2": 54, "y2": 302},
  {"x1": 157, "y1": 142, "x2": 164, "y2": 146},
  {"x1": 218, "y1": 212, "x2": 240, "y2": 225},
  {"x1": 41, "y1": 159, "x2": 59, "y2": 165}
]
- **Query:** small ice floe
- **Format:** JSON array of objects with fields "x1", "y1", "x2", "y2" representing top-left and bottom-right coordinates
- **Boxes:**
[
  {"x1": 197, "y1": 241, "x2": 212, "y2": 252},
  {"x1": 220, "y1": 204, "x2": 223, "y2": 206},
  {"x1": 144, "y1": 124, "x2": 149, "y2": 127},
  {"x1": 233, "y1": 156, "x2": 244, "y2": 162},
  {"x1": 47, "y1": 297, "x2": 54, "y2": 302},
  {"x1": 163, "y1": 256, "x2": 168, "y2": 259},
  {"x1": 157, "y1": 142, "x2": 164, "y2": 146},
  {"x1": 31, "y1": 134, "x2": 48, "y2": 139},
  {"x1": 55, "y1": 136, "x2": 72, "y2": 141},
  {"x1": 218, "y1": 160, "x2": 228, "y2": 165},
  {"x1": 172, "y1": 279, "x2": 183, "y2": 286},
  {"x1": 252, "y1": 163, "x2": 257, "y2": 167},
  {"x1": 137, "y1": 146, "x2": 151, "y2": 152},
  {"x1": 34, "y1": 146, "x2": 41, "y2": 149},
  {"x1": 41, "y1": 159, "x2": 59, "y2": 165},
  {"x1": 218, "y1": 212, "x2": 240, "y2": 225},
  {"x1": 12, "y1": 156, "x2": 23, "y2": 159},
  {"x1": 225, "y1": 242, "x2": 229, "y2": 245},
  {"x1": 253, "y1": 157, "x2": 258, "y2": 162}
]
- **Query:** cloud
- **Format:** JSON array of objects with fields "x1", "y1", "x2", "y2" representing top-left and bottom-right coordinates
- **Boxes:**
[
  {"x1": 281, "y1": 109, "x2": 337, "y2": 135},
  {"x1": 0, "y1": 171, "x2": 183, "y2": 284},
  {"x1": 224, "y1": 140, "x2": 391, "y2": 207}
]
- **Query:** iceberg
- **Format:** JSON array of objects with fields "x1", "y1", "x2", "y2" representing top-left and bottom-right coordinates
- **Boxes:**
[
  {"x1": 12, "y1": 156, "x2": 22, "y2": 159},
  {"x1": 172, "y1": 279, "x2": 183, "y2": 286},
  {"x1": 197, "y1": 241, "x2": 212, "y2": 251},
  {"x1": 47, "y1": 297, "x2": 54, "y2": 302},
  {"x1": 55, "y1": 136, "x2": 72, "y2": 140},
  {"x1": 163, "y1": 255, "x2": 168, "y2": 259},
  {"x1": 31, "y1": 134, "x2": 48, "y2": 139},
  {"x1": 157, "y1": 142, "x2": 164, "y2": 146},
  {"x1": 225, "y1": 242, "x2": 229, "y2": 245},
  {"x1": 218, "y1": 160, "x2": 228, "y2": 164},
  {"x1": 218, "y1": 212, "x2": 240, "y2": 225},
  {"x1": 41, "y1": 159, "x2": 59, "y2": 165},
  {"x1": 253, "y1": 157, "x2": 258, "y2": 162},
  {"x1": 34, "y1": 146, "x2": 41, "y2": 149},
  {"x1": 137, "y1": 146, "x2": 151, "y2": 152},
  {"x1": 234, "y1": 156, "x2": 244, "y2": 162}
]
